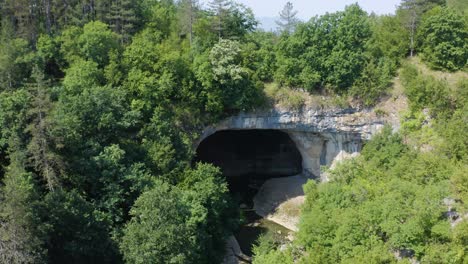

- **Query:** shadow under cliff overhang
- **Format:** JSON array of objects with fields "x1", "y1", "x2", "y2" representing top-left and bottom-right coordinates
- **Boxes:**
[{"x1": 194, "y1": 129, "x2": 303, "y2": 179}]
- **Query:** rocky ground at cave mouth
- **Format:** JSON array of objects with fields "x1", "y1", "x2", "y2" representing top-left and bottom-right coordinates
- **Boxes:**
[{"x1": 253, "y1": 174, "x2": 308, "y2": 232}]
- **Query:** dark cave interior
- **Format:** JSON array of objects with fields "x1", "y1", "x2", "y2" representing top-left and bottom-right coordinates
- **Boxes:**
[{"x1": 195, "y1": 129, "x2": 303, "y2": 194}]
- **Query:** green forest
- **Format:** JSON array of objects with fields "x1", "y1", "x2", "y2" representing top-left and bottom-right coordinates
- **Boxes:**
[{"x1": 0, "y1": 0, "x2": 466, "y2": 263}]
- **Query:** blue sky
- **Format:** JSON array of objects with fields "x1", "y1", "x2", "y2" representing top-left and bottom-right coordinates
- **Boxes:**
[{"x1": 202, "y1": 0, "x2": 403, "y2": 20}]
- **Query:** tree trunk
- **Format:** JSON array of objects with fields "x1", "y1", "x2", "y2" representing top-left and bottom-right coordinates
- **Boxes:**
[
  {"x1": 189, "y1": 0, "x2": 193, "y2": 45},
  {"x1": 409, "y1": 10, "x2": 416, "y2": 57},
  {"x1": 43, "y1": 0, "x2": 51, "y2": 34}
]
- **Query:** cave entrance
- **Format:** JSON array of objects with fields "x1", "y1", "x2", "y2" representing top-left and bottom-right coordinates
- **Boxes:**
[
  {"x1": 194, "y1": 129, "x2": 303, "y2": 256},
  {"x1": 195, "y1": 129, "x2": 302, "y2": 200}
]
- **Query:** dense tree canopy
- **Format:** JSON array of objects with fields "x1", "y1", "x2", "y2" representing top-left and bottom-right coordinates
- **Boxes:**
[
  {"x1": 275, "y1": 4, "x2": 380, "y2": 94},
  {"x1": 0, "y1": 0, "x2": 466, "y2": 263},
  {"x1": 418, "y1": 7, "x2": 467, "y2": 71},
  {"x1": 121, "y1": 164, "x2": 235, "y2": 264}
]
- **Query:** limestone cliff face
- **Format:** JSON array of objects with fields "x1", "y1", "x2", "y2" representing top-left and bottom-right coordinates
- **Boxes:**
[{"x1": 198, "y1": 106, "x2": 388, "y2": 180}]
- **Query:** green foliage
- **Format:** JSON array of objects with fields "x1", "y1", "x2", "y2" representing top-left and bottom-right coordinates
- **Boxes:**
[
  {"x1": 36, "y1": 34, "x2": 64, "y2": 77},
  {"x1": 207, "y1": 0, "x2": 257, "y2": 41},
  {"x1": 396, "y1": 0, "x2": 446, "y2": 57},
  {"x1": 368, "y1": 15, "x2": 409, "y2": 61},
  {"x1": 396, "y1": 71, "x2": 468, "y2": 163},
  {"x1": 275, "y1": 4, "x2": 372, "y2": 92},
  {"x1": 122, "y1": 28, "x2": 172, "y2": 114},
  {"x1": 267, "y1": 84, "x2": 462, "y2": 260},
  {"x1": 58, "y1": 26, "x2": 83, "y2": 64},
  {"x1": 121, "y1": 164, "x2": 236, "y2": 263},
  {"x1": 0, "y1": 141, "x2": 45, "y2": 264},
  {"x1": 140, "y1": 0, "x2": 177, "y2": 37},
  {"x1": 242, "y1": 32, "x2": 278, "y2": 82},
  {"x1": 51, "y1": 84, "x2": 140, "y2": 204},
  {"x1": 59, "y1": 21, "x2": 120, "y2": 68},
  {"x1": 0, "y1": 22, "x2": 33, "y2": 89},
  {"x1": 453, "y1": 221, "x2": 468, "y2": 249},
  {"x1": 122, "y1": 28, "x2": 162, "y2": 72},
  {"x1": 400, "y1": 63, "x2": 452, "y2": 115},
  {"x1": 62, "y1": 59, "x2": 104, "y2": 94},
  {"x1": 222, "y1": 2, "x2": 257, "y2": 39},
  {"x1": 140, "y1": 107, "x2": 192, "y2": 177},
  {"x1": 93, "y1": 144, "x2": 153, "y2": 226},
  {"x1": 53, "y1": 85, "x2": 132, "y2": 149},
  {"x1": 361, "y1": 126, "x2": 408, "y2": 170},
  {"x1": 418, "y1": 7, "x2": 467, "y2": 71},
  {"x1": 179, "y1": 163, "x2": 238, "y2": 262},
  {"x1": 350, "y1": 58, "x2": 395, "y2": 106},
  {"x1": 255, "y1": 65, "x2": 468, "y2": 263},
  {"x1": 120, "y1": 180, "x2": 195, "y2": 264},
  {"x1": 42, "y1": 189, "x2": 117, "y2": 263},
  {"x1": 288, "y1": 128, "x2": 455, "y2": 262},
  {"x1": 421, "y1": 243, "x2": 465, "y2": 263},
  {"x1": 1, "y1": 0, "x2": 144, "y2": 37},
  {"x1": 447, "y1": 0, "x2": 468, "y2": 14},
  {"x1": 0, "y1": 89, "x2": 31, "y2": 149},
  {"x1": 453, "y1": 78, "x2": 468, "y2": 109},
  {"x1": 252, "y1": 233, "x2": 294, "y2": 264},
  {"x1": 107, "y1": 0, "x2": 140, "y2": 43},
  {"x1": 451, "y1": 165, "x2": 468, "y2": 210},
  {"x1": 1, "y1": 0, "x2": 467, "y2": 262},
  {"x1": 263, "y1": 83, "x2": 306, "y2": 110},
  {"x1": 323, "y1": 4, "x2": 372, "y2": 90},
  {"x1": 438, "y1": 106, "x2": 468, "y2": 161},
  {"x1": 205, "y1": 39, "x2": 262, "y2": 113},
  {"x1": 78, "y1": 21, "x2": 120, "y2": 67},
  {"x1": 26, "y1": 66, "x2": 61, "y2": 190}
]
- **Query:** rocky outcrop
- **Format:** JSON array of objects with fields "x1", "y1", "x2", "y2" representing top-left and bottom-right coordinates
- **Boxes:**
[
  {"x1": 198, "y1": 106, "x2": 386, "y2": 179},
  {"x1": 253, "y1": 175, "x2": 307, "y2": 231}
]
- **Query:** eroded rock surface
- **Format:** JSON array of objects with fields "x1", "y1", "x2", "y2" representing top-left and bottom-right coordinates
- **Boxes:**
[
  {"x1": 198, "y1": 106, "x2": 388, "y2": 178},
  {"x1": 253, "y1": 175, "x2": 307, "y2": 231}
]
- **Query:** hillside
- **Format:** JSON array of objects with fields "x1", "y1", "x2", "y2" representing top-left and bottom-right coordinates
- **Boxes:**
[
  {"x1": 0, "y1": 0, "x2": 466, "y2": 263},
  {"x1": 252, "y1": 56, "x2": 468, "y2": 264}
]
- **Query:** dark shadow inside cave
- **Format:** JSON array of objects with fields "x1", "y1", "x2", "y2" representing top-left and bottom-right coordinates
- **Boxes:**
[
  {"x1": 195, "y1": 129, "x2": 303, "y2": 193},
  {"x1": 195, "y1": 129, "x2": 304, "y2": 177},
  {"x1": 195, "y1": 130, "x2": 303, "y2": 255}
]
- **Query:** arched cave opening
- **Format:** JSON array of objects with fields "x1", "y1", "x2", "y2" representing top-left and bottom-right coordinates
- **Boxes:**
[
  {"x1": 195, "y1": 129, "x2": 302, "y2": 199},
  {"x1": 194, "y1": 129, "x2": 304, "y2": 256}
]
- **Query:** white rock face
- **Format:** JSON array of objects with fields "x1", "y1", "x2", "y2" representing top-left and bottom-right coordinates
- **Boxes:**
[
  {"x1": 198, "y1": 106, "x2": 386, "y2": 179},
  {"x1": 253, "y1": 175, "x2": 307, "y2": 231}
]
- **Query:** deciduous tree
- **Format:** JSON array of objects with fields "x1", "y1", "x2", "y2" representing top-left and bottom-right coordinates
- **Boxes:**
[
  {"x1": 120, "y1": 180, "x2": 197, "y2": 264},
  {"x1": 418, "y1": 7, "x2": 467, "y2": 71}
]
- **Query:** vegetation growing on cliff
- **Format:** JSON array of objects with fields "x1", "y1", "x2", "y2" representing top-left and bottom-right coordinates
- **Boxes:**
[
  {"x1": 0, "y1": 0, "x2": 466, "y2": 263},
  {"x1": 253, "y1": 50, "x2": 468, "y2": 264}
]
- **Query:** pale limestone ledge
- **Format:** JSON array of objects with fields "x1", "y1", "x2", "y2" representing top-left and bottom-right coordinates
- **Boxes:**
[{"x1": 197, "y1": 106, "x2": 387, "y2": 180}]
